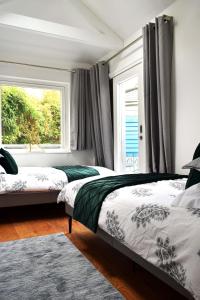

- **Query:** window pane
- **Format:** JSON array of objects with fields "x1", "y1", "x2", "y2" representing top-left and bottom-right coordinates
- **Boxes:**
[
  {"x1": 125, "y1": 86, "x2": 139, "y2": 172},
  {"x1": 0, "y1": 85, "x2": 61, "y2": 150},
  {"x1": 119, "y1": 76, "x2": 139, "y2": 173}
]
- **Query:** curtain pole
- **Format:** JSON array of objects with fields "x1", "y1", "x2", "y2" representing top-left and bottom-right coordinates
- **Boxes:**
[{"x1": 0, "y1": 60, "x2": 75, "y2": 73}]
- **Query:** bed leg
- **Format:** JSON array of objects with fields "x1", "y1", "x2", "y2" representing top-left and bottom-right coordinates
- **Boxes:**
[{"x1": 68, "y1": 216, "x2": 72, "y2": 234}]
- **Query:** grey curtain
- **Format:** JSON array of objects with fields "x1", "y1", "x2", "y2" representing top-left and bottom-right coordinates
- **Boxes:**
[
  {"x1": 143, "y1": 15, "x2": 173, "y2": 173},
  {"x1": 71, "y1": 69, "x2": 92, "y2": 150},
  {"x1": 71, "y1": 62, "x2": 114, "y2": 169},
  {"x1": 90, "y1": 62, "x2": 113, "y2": 169}
]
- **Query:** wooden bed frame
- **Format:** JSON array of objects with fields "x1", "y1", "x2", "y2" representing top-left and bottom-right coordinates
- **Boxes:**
[
  {"x1": 65, "y1": 202, "x2": 194, "y2": 300},
  {"x1": 0, "y1": 191, "x2": 59, "y2": 208}
]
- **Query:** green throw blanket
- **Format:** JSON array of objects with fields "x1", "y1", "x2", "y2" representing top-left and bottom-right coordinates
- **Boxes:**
[
  {"x1": 73, "y1": 173, "x2": 187, "y2": 232},
  {"x1": 54, "y1": 165, "x2": 99, "y2": 182}
]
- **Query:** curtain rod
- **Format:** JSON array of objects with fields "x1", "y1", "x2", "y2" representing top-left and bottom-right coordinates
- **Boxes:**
[
  {"x1": 106, "y1": 35, "x2": 142, "y2": 63},
  {"x1": 105, "y1": 15, "x2": 171, "y2": 63},
  {"x1": 0, "y1": 60, "x2": 76, "y2": 73}
]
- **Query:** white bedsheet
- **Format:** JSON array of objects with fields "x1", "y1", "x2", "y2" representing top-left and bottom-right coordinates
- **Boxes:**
[
  {"x1": 58, "y1": 176, "x2": 200, "y2": 299},
  {"x1": 0, "y1": 166, "x2": 115, "y2": 194}
]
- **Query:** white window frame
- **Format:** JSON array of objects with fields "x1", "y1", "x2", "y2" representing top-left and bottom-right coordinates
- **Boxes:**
[
  {"x1": 0, "y1": 76, "x2": 70, "y2": 154},
  {"x1": 113, "y1": 63, "x2": 146, "y2": 173}
]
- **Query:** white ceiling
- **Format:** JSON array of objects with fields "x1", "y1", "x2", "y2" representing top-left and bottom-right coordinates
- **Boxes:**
[
  {"x1": 83, "y1": 0, "x2": 175, "y2": 40},
  {"x1": 0, "y1": 0, "x2": 176, "y2": 68}
]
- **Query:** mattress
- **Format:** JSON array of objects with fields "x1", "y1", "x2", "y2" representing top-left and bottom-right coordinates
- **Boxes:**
[{"x1": 58, "y1": 175, "x2": 200, "y2": 300}]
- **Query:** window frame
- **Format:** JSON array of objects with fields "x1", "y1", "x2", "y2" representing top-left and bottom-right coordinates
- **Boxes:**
[{"x1": 0, "y1": 77, "x2": 70, "y2": 154}]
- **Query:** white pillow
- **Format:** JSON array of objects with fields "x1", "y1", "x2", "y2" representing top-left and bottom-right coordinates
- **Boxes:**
[
  {"x1": 182, "y1": 157, "x2": 200, "y2": 170},
  {"x1": 172, "y1": 182, "x2": 200, "y2": 208}
]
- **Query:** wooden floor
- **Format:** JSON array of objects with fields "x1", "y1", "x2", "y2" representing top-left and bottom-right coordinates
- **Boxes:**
[{"x1": 0, "y1": 203, "x2": 187, "y2": 300}]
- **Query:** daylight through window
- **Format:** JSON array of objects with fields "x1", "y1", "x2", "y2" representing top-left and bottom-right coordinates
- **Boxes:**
[{"x1": 0, "y1": 85, "x2": 62, "y2": 151}]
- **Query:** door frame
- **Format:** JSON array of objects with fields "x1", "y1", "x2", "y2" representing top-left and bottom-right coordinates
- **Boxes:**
[{"x1": 113, "y1": 63, "x2": 145, "y2": 173}]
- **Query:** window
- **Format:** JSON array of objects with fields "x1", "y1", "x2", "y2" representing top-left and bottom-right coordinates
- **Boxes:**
[
  {"x1": 123, "y1": 80, "x2": 139, "y2": 172},
  {"x1": 113, "y1": 64, "x2": 145, "y2": 173},
  {"x1": 0, "y1": 83, "x2": 69, "y2": 152}
]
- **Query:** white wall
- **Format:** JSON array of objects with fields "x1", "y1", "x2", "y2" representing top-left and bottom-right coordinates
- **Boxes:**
[
  {"x1": 107, "y1": 31, "x2": 143, "y2": 79},
  {"x1": 0, "y1": 62, "x2": 94, "y2": 166},
  {"x1": 14, "y1": 150, "x2": 94, "y2": 167},
  {"x1": 162, "y1": 0, "x2": 200, "y2": 173}
]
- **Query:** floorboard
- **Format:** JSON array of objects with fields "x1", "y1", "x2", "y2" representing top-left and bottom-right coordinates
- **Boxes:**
[{"x1": 0, "y1": 203, "x2": 187, "y2": 300}]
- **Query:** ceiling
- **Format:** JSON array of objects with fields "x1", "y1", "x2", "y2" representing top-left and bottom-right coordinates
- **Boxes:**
[
  {"x1": 0, "y1": 0, "x2": 176, "y2": 68},
  {"x1": 82, "y1": 0, "x2": 175, "y2": 40}
]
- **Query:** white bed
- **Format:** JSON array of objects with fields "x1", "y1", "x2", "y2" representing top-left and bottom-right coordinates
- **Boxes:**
[
  {"x1": 0, "y1": 166, "x2": 115, "y2": 207},
  {"x1": 58, "y1": 175, "x2": 200, "y2": 300},
  {"x1": 0, "y1": 166, "x2": 114, "y2": 194}
]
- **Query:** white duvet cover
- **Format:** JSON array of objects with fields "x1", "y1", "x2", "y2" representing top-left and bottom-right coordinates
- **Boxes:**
[
  {"x1": 0, "y1": 166, "x2": 115, "y2": 194},
  {"x1": 58, "y1": 175, "x2": 200, "y2": 300}
]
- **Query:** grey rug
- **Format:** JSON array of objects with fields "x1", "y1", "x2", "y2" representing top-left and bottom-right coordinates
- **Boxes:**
[{"x1": 0, "y1": 233, "x2": 124, "y2": 300}]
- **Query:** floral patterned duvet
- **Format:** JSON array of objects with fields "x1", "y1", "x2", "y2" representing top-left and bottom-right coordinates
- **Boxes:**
[
  {"x1": 0, "y1": 167, "x2": 67, "y2": 193},
  {"x1": 0, "y1": 166, "x2": 115, "y2": 194},
  {"x1": 58, "y1": 175, "x2": 200, "y2": 299}
]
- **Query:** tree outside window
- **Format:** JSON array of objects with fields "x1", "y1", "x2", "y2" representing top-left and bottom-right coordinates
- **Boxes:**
[{"x1": 0, "y1": 85, "x2": 61, "y2": 151}]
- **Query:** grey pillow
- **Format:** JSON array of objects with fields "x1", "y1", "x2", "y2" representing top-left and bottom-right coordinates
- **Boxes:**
[{"x1": 182, "y1": 157, "x2": 200, "y2": 170}]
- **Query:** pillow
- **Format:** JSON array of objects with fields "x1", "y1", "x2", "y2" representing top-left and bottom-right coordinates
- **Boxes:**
[
  {"x1": 0, "y1": 148, "x2": 18, "y2": 174},
  {"x1": 183, "y1": 157, "x2": 200, "y2": 170},
  {"x1": 172, "y1": 182, "x2": 200, "y2": 208},
  {"x1": 185, "y1": 143, "x2": 200, "y2": 189},
  {"x1": 193, "y1": 143, "x2": 200, "y2": 159}
]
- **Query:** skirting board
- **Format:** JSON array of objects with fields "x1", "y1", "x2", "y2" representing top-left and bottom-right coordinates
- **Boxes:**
[
  {"x1": 0, "y1": 191, "x2": 59, "y2": 208},
  {"x1": 65, "y1": 202, "x2": 194, "y2": 300}
]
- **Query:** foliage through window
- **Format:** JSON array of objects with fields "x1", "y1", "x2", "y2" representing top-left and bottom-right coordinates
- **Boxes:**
[{"x1": 0, "y1": 85, "x2": 62, "y2": 151}]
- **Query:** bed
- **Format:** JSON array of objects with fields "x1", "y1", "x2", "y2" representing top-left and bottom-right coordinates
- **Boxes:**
[
  {"x1": 57, "y1": 173, "x2": 200, "y2": 300},
  {"x1": 0, "y1": 166, "x2": 115, "y2": 207}
]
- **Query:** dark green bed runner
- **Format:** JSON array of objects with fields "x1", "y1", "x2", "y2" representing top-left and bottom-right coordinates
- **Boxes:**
[
  {"x1": 54, "y1": 166, "x2": 99, "y2": 182},
  {"x1": 73, "y1": 173, "x2": 187, "y2": 232}
]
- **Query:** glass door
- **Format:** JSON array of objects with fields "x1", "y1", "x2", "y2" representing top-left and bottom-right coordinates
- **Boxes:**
[{"x1": 113, "y1": 64, "x2": 145, "y2": 173}]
